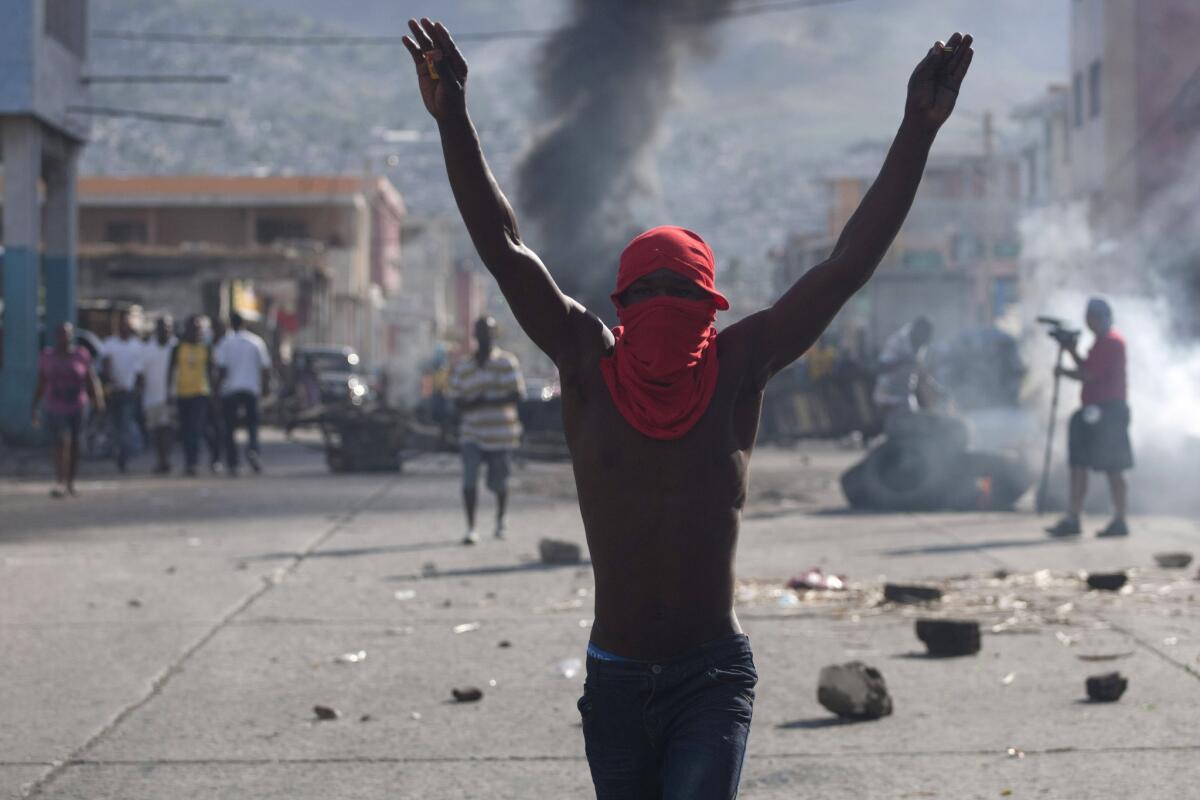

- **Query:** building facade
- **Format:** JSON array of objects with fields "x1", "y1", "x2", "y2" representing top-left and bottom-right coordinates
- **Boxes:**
[
  {"x1": 72, "y1": 175, "x2": 404, "y2": 367},
  {"x1": 774, "y1": 123, "x2": 1024, "y2": 349},
  {"x1": 0, "y1": 0, "x2": 89, "y2": 440}
]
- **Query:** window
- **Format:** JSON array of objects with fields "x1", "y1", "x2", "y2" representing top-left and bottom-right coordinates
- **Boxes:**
[
  {"x1": 104, "y1": 221, "x2": 148, "y2": 245},
  {"x1": 900, "y1": 250, "x2": 945, "y2": 271},
  {"x1": 1089, "y1": 60, "x2": 1102, "y2": 119},
  {"x1": 255, "y1": 218, "x2": 308, "y2": 244}
]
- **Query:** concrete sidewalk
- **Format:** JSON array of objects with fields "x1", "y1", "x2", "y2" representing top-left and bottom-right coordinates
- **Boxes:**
[{"x1": 1, "y1": 437, "x2": 1197, "y2": 799}]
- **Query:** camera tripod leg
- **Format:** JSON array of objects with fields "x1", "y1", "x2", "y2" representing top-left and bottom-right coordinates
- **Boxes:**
[{"x1": 1035, "y1": 344, "x2": 1066, "y2": 514}]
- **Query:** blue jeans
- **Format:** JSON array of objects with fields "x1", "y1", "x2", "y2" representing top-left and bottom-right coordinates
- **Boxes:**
[
  {"x1": 578, "y1": 634, "x2": 757, "y2": 799},
  {"x1": 221, "y1": 391, "x2": 259, "y2": 469},
  {"x1": 108, "y1": 390, "x2": 140, "y2": 468},
  {"x1": 461, "y1": 442, "x2": 511, "y2": 493},
  {"x1": 177, "y1": 396, "x2": 210, "y2": 469}
]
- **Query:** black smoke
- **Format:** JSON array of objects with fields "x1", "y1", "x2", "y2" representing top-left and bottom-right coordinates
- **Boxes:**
[{"x1": 517, "y1": 0, "x2": 736, "y2": 317}]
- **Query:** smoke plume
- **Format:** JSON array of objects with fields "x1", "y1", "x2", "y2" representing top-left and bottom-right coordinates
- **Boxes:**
[{"x1": 517, "y1": 0, "x2": 735, "y2": 317}]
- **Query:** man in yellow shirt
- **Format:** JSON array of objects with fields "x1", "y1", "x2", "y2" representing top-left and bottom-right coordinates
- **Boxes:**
[{"x1": 169, "y1": 315, "x2": 217, "y2": 476}]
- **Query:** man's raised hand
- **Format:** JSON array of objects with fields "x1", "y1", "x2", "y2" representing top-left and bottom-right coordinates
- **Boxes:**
[
  {"x1": 905, "y1": 32, "x2": 974, "y2": 133},
  {"x1": 403, "y1": 18, "x2": 469, "y2": 121}
]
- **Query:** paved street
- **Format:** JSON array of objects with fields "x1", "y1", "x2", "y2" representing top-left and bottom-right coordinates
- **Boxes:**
[{"x1": 2, "y1": 435, "x2": 1198, "y2": 799}]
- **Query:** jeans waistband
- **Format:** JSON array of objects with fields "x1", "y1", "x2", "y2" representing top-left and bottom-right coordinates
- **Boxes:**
[{"x1": 586, "y1": 633, "x2": 751, "y2": 677}]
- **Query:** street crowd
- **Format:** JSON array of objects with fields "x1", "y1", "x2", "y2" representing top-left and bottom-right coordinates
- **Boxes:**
[{"x1": 31, "y1": 309, "x2": 271, "y2": 497}]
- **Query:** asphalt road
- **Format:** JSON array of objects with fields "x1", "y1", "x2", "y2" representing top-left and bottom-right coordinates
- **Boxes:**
[{"x1": 2, "y1": 433, "x2": 1197, "y2": 799}]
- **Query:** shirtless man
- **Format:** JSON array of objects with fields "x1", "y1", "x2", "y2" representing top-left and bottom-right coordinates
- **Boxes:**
[{"x1": 403, "y1": 18, "x2": 973, "y2": 798}]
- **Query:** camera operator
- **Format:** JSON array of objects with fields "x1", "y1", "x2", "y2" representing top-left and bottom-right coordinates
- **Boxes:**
[{"x1": 1045, "y1": 298, "x2": 1133, "y2": 538}]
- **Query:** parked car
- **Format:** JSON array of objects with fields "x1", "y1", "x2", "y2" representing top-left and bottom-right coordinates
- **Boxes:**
[{"x1": 292, "y1": 346, "x2": 371, "y2": 408}]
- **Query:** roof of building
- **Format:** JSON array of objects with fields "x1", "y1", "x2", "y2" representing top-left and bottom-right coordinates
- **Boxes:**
[{"x1": 71, "y1": 175, "x2": 404, "y2": 212}]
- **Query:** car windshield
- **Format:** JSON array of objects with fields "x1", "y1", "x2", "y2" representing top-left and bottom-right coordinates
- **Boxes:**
[{"x1": 306, "y1": 353, "x2": 359, "y2": 373}]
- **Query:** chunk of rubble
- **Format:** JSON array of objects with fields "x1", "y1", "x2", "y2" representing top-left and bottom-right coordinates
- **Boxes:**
[
  {"x1": 1086, "y1": 572, "x2": 1127, "y2": 592},
  {"x1": 915, "y1": 619, "x2": 981, "y2": 656},
  {"x1": 817, "y1": 662, "x2": 893, "y2": 720},
  {"x1": 313, "y1": 704, "x2": 341, "y2": 720},
  {"x1": 1085, "y1": 672, "x2": 1128, "y2": 702},
  {"x1": 884, "y1": 583, "x2": 943, "y2": 604},
  {"x1": 1153, "y1": 552, "x2": 1193, "y2": 569},
  {"x1": 451, "y1": 686, "x2": 483, "y2": 703},
  {"x1": 539, "y1": 538, "x2": 582, "y2": 565}
]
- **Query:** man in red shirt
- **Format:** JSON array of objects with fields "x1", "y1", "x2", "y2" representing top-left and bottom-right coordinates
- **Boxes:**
[{"x1": 1046, "y1": 298, "x2": 1133, "y2": 537}]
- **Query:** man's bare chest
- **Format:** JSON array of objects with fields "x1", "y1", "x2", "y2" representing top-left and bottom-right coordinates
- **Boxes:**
[{"x1": 560, "y1": 362, "x2": 756, "y2": 500}]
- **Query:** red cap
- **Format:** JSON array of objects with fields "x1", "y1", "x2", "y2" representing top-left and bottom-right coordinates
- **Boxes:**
[{"x1": 612, "y1": 226, "x2": 729, "y2": 310}]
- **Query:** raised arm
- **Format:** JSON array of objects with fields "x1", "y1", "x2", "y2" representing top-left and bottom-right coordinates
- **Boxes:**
[
  {"x1": 403, "y1": 18, "x2": 578, "y2": 363},
  {"x1": 757, "y1": 33, "x2": 974, "y2": 379}
]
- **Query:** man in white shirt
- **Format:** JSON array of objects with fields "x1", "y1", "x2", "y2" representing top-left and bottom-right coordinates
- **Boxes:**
[
  {"x1": 213, "y1": 312, "x2": 272, "y2": 475},
  {"x1": 142, "y1": 316, "x2": 178, "y2": 474},
  {"x1": 100, "y1": 309, "x2": 145, "y2": 472},
  {"x1": 873, "y1": 316, "x2": 934, "y2": 420}
]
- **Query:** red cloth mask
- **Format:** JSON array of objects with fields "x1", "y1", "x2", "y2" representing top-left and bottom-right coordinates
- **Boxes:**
[{"x1": 600, "y1": 227, "x2": 724, "y2": 440}]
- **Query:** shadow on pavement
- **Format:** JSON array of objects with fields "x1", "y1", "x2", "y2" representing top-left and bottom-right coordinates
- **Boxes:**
[
  {"x1": 776, "y1": 716, "x2": 876, "y2": 729},
  {"x1": 890, "y1": 651, "x2": 982, "y2": 660},
  {"x1": 389, "y1": 560, "x2": 593, "y2": 582},
  {"x1": 246, "y1": 540, "x2": 464, "y2": 561},
  {"x1": 809, "y1": 506, "x2": 891, "y2": 517},
  {"x1": 881, "y1": 537, "x2": 1064, "y2": 557}
]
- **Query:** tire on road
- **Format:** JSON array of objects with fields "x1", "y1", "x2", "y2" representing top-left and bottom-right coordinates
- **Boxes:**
[{"x1": 841, "y1": 438, "x2": 956, "y2": 511}]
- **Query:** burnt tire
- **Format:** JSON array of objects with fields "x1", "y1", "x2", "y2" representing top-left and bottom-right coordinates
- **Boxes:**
[
  {"x1": 944, "y1": 451, "x2": 1033, "y2": 511},
  {"x1": 884, "y1": 411, "x2": 970, "y2": 454},
  {"x1": 841, "y1": 439, "x2": 953, "y2": 511}
]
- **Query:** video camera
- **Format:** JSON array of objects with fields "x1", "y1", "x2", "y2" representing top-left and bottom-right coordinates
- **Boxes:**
[{"x1": 1036, "y1": 316, "x2": 1080, "y2": 350}]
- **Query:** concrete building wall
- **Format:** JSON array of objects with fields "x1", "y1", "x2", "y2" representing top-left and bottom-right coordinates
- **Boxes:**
[
  {"x1": 1069, "y1": 0, "x2": 1108, "y2": 202},
  {"x1": 1133, "y1": 3, "x2": 1200, "y2": 206},
  {"x1": 0, "y1": 1, "x2": 37, "y2": 111}
]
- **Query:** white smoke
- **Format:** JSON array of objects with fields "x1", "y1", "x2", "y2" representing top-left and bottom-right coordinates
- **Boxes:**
[{"x1": 1017, "y1": 139, "x2": 1200, "y2": 512}]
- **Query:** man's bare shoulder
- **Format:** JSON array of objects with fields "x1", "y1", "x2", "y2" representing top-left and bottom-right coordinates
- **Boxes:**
[
  {"x1": 558, "y1": 303, "x2": 614, "y2": 384},
  {"x1": 717, "y1": 310, "x2": 771, "y2": 390}
]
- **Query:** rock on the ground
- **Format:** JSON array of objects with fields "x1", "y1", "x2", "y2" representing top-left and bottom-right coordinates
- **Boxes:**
[
  {"x1": 1086, "y1": 572, "x2": 1128, "y2": 591},
  {"x1": 539, "y1": 538, "x2": 582, "y2": 565},
  {"x1": 1153, "y1": 552, "x2": 1193, "y2": 569},
  {"x1": 1086, "y1": 672, "x2": 1128, "y2": 702},
  {"x1": 915, "y1": 618, "x2": 981, "y2": 656},
  {"x1": 313, "y1": 704, "x2": 341, "y2": 720},
  {"x1": 817, "y1": 661, "x2": 893, "y2": 719},
  {"x1": 884, "y1": 583, "x2": 943, "y2": 603},
  {"x1": 451, "y1": 686, "x2": 483, "y2": 703}
]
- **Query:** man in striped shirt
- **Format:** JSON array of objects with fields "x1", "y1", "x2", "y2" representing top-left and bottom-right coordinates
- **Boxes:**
[{"x1": 450, "y1": 316, "x2": 525, "y2": 544}]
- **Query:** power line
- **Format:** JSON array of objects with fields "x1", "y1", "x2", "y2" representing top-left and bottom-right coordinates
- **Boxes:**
[
  {"x1": 90, "y1": 0, "x2": 860, "y2": 47},
  {"x1": 82, "y1": 74, "x2": 231, "y2": 84},
  {"x1": 90, "y1": 28, "x2": 542, "y2": 45},
  {"x1": 67, "y1": 105, "x2": 225, "y2": 127}
]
